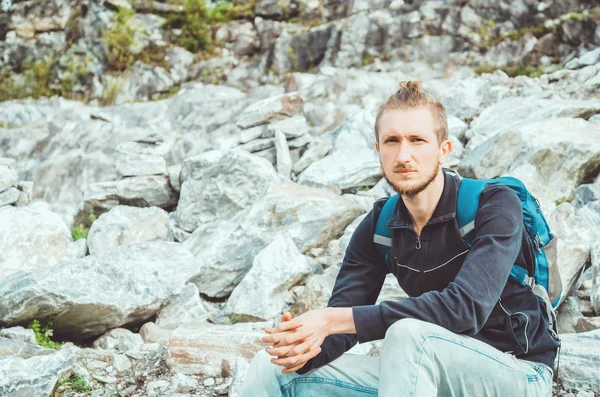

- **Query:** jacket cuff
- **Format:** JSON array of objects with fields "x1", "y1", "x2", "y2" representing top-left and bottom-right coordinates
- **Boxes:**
[{"x1": 352, "y1": 305, "x2": 386, "y2": 343}]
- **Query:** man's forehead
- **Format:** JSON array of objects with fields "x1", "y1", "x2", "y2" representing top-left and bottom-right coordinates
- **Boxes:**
[{"x1": 378, "y1": 108, "x2": 436, "y2": 137}]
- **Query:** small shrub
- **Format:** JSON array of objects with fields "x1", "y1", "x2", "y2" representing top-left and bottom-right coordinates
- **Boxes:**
[
  {"x1": 28, "y1": 319, "x2": 63, "y2": 350},
  {"x1": 99, "y1": 79, "x2": 124, "y2": 106},
  {"x1": 58, "y1": 374, "x2": 92, "y2": 393},
  {"x1": 72, "y1": 224, "x2": 89, "y2": 240},
  {"x1": 104, "y1": 7, "x2": 139, "y2": 71},
  {"x1": 166, "y1": 0, "x2": 211, "y2": 53}
]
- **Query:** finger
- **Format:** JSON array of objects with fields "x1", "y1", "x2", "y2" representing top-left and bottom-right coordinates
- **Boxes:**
[
  {"x1": 277, "y1": 319, "x2": 303, "y2": 332},
  {"x1": 271, "y1": 342, "x2": 321, "y2": 368},
  {"x1": 280, "y1": 346, "x2": 322, "y2": 374},
  {"x1": 262, "y1": 328, "x2": 313, "y2": 345},
  {"x1": 281, "y1": 311, "x2": 292, "y2": 322},
  {"x1": 283, "y1": 335, "x2": 318, "y2": 358}
]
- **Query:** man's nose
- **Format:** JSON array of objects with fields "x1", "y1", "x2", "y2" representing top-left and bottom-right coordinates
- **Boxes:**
[{"x1": 395, "y1": 142, "x2": 411, "y2": 163}]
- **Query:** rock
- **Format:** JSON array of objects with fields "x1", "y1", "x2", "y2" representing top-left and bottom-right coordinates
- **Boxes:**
[
  {"x1": 573, "y1": 177, "x2": 600, "y2": 208},
  {"x1": 442, "y1": 78, "x2": 499, "y2": 120},
  {"x1": 168, "y1": 164, "x2": 182, "y2": 193},
  {"x1": 274, "y1": 130, "x2": 292, "y2": 179},
  {"x1": 0, "y1": 187, "x2": 20, "y2": 206},
  {"x1": 547, "y1": 203, "x2": 595, "y2": 306},
  {"x1": 0, "y1": 344, "x2": 74, "y2": 397},
  {"x1": 298, "y1": 109, "x2": 380, "y2": 191},
  {"x1": 225, "y1": 233, "x2": 316, "y2": 321},
  {"x1": 465, "y1": 98, "x2": 600, "y2": 151},
  {"x1": 0, "y1": 205, "x2": 82, "y2": 278},
  {"x1": 115, "y1": 140, "x2": 169, "y2": 177},
  {"x1": 111, "y1": 353, "x2": 132, "y2": 373},
  {"x1": 87, "y1": 205, "x2": 173, "y2": 255},
  {"x1": 292, "y1": 134, "x2": 333, "y2": 175},
  {"x1": 170, "y1": 372, "x2": 198, "y2": 393},
  {"x1": 79, "y1": 174, "x2": 178, "y2": 223},
  {"x1": 0, "y1": 159, "x2": 18, "y2": 193},
  {"x1": 140, "y1": 322, "x2": 171, "y2": 345},
  {"x1": 215, "y1": 21, "x2": 260, "y2": 57},
  {"x1": 156, "y1": 283, "x2": 210, "y2": 330},
  {"x1": 236, "y1": 92, "x2": 303, "y2": 129},
  {"x1": 94, "y1": 328, "x2": 144, "y2": 353},
  {"x1": 0, "y1": 327, "x2": 36, "y2": 345},
  {"x1": 459, "y1": 118, "x2": 600, "y2": 206},
  {"x1": 270, "y1": 24, "x2": 334, "y2": 73},
  {"x1": 184, "y1": 181, "x2": 363, "y2": 298},
  {"x1": 565, "y1": 47, "x2": 600, "y2": 70},
  {"x1": 255, "y1": 0, "x2": 296, "y2": 19},
  {"x1": 0, "y1": 242, "x2": 200, "y2": 340},
  {"x1": 228, "y1": 357, "x2": 249, "y2": 397},
  {"x1": 558, "y1": 328, "x2": 600, "y2": 390},
  {"x1": 166, "y1": 322, "x2": 266, "y2": 377},
  {"x1": 176, "y1": 149, "x2": 282, "y2": 233},
  {"x1": 203, "y1": 377, "x2": 216, "y2": 387},
  {"x1": 147, "y1": 379, "x2": 170, "y2": 392},
  {"x1": 267, "y1": 115, "x2": 309, "y2": 139},
  {"x1": 448, "y1": 114, "x2": 468, "y2": 142}
]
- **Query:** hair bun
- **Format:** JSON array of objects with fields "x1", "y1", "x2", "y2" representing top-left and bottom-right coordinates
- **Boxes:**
[{"x1": 398, "y1": 80, "x2": 422, "y2": 91}]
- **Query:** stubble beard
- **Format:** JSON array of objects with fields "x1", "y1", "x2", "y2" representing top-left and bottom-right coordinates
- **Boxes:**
[{"x1": 382, "y1": 161, "x2": 441, "y2": 198}]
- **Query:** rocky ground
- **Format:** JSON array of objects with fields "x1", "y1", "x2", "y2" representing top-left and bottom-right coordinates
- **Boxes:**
[{"x1": 0, "y1": 0, "x2": 600, "y2": 396}]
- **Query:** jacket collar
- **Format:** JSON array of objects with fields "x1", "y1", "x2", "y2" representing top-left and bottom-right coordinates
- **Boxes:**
[{"x1": 387, "y1": 169, "x2": 459, "y2": 229}]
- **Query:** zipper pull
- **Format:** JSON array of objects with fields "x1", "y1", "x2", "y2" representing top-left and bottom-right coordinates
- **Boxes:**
[{"x1": 415, "y1": 236, "x2": 421, "y2": 250}]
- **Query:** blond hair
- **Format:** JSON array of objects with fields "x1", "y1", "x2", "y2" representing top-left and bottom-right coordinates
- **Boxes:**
[{"x1": 374, "y1": 81, "x2": 448, "y2": 144}]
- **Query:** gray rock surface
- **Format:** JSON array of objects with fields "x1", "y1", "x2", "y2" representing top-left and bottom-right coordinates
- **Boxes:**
[
  {"x1": 0, "y1": 242, "x2": 199, "y2": 340},
  {"x1": 87, "y1": 205, "x2": 172, "y2": 255}
]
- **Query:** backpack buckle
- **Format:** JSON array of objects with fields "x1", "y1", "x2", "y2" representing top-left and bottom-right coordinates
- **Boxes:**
[{"x1": 525, "y1": 275, "x2": 536, "y2": 289}]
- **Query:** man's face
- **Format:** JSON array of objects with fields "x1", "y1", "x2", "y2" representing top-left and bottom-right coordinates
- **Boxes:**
[{"x1": 375, "y1": 106, "x2": 449, "y2": 197}]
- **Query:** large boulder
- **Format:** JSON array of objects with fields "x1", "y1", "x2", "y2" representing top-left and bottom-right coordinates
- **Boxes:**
[
  {"x1": 459, "y1": 118, "x2": 600, "y2": 206},
  {"x1": 558, "y1": 328, "x2": 600, "y2": 391},
  {"x1": 298, "y1": 109, "x2": 381, "y2": 191},
  {"x1": 224, "y1": 233, "x2": 317, "y2": 321},
  {"x1": 184, "y1": 181, "x2": 364, "y2": 298},
  {"x1": 175, "y1": 149, "x2": 282, "y2": 233},
  {"x1": 0, "y1": 242, "x2": 199, "y2": 340},
  {"x1": 236, "y1": 92, "x2": 303, "y2": 130},
  {"x1": 0, "y1": 205, "x2": 83, "y2": 278},
  {"x1": 465, "y1": 98, "x2": 600, "y2": 151},
  {"x1": 0, "y1": 340, "x2": 74, "y2": 397},
  {"x1": 78, "y1": 174, "x2": 178, "y2": 224},
  {"x1": 87, "y1": 205, "x2": 173, "y2": 256},
  {"x1": 156, "y1": 283, "x2": 210, "y2": 330}
]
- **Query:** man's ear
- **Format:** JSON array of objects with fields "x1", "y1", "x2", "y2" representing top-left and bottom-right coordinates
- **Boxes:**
[
  {"x1": 439, "y1": 139, "x2": 452, "y2": 163},
  {"x1": 375, "y1": 141, "x2": 380, "y2": 153}
]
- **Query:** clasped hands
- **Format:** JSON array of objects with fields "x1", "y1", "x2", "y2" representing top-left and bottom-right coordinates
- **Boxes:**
[{"x1": 261, "y1": 309, "x2": 328, "y2": 374}]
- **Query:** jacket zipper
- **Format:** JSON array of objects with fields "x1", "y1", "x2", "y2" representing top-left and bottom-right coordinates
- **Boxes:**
[
  {"x1": 498, "y1": 298, "x2": 530, "y2": 354},
  {"x1": 416, "y1": 236, "x2": 423, "y2": 290}
]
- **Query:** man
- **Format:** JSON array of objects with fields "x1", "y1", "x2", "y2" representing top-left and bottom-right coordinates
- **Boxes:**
[{"x1": 240, "y1": 81, "x2": 560, "y2": 396}]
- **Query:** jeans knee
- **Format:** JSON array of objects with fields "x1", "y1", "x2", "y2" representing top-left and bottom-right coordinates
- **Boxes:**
[
  {"x1": 384, "y1": 318, "x2": 428, "y2": 343},
  {"x1": 251, "y1": 349, "x2": 276, "y2": 373}
]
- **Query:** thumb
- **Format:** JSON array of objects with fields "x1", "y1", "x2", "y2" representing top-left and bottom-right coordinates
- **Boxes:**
[{"x1": 281, "y1": 311, "x2": 292, "y2": 322}]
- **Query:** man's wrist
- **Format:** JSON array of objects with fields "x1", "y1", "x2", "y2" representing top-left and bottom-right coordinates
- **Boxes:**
[{"x1": 324, "y1": 307, "x2": 356, "y2": 335}]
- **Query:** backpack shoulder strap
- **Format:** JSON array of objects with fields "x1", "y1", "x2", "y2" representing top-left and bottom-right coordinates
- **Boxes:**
[
  {"x1": 456, "y1": 178, "x2": 489, "y2": 243},
  {"x1": 373, "y1": 195, "x2": 399, "y2": 259}
]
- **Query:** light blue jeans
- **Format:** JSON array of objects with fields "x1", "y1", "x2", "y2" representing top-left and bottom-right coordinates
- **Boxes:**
[{"x1": 240, "y1": 318, "x2": 553, "y2": 397}]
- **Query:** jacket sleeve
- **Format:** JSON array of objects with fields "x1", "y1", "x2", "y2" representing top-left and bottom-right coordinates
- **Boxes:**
[
  {"x1": 352, "y1": 185, "x2": 524, "y2": 343},
  {"x1": 296, "y1": 200, "x2": 390, "y2": 374}
]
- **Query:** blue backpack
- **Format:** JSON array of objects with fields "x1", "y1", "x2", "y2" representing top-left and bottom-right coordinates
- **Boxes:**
[{"x1": 373, "y1": 175, "x2": 564, "y2": 318}]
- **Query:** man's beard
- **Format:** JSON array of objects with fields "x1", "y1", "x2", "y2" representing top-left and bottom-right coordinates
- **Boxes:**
[{"x1": 382, "y1": 162, "x2": 440, "y2": 197}]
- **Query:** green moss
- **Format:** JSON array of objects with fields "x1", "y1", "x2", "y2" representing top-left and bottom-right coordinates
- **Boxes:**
[{"x1": 104, "y1": 7, "x2": 139, "y2": 71}]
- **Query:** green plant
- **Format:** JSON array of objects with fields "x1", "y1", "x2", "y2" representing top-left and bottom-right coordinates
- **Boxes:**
[
  {"x1": 58, "y1": 374, "x2": 92, "y2": 392},
  {"x1": 287, "y1": 46, "x2": 298, "y2": 71},
  {"x1": 104, "y1": 7, "x2": 139, "y2": 71},
  {"x1": 474, "y1": 62, "x2": 545, "y2": 78},
  {"x1": 362, "y1": 55, "x2": 375, "y2": 66},
  {"x1": 477, "y1": 19, "x2": 496, "y2": 48},
  {"x1": 166, "y1": 0, "x2": 211, "y2": 53},
  {"x1": 28, "y1": 319, "x2": 63, "y2": 350},
  {"x1": 72, "y1": 224, "x2": 90, "y2": 240},
  {"x1": 230, "y1": 313, "x2": 241, "y2": 324},
  {"x1": 99, "y1": 79, "x2": 124, "y2": 107}
]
